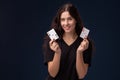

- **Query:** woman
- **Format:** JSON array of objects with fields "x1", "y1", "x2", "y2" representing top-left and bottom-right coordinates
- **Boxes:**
[{"x1": 43, "y1": 3, "x2": 93, "y2": 80}]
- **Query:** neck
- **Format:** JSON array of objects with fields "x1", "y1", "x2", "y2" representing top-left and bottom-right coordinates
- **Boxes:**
[{"x1": 63, "y1": 32, "x2": 78, "y2": 39}]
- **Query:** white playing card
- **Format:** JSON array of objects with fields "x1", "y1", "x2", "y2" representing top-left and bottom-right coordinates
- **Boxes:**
[
  {"x1": 47, "y1": 29, "x2": 59, "y2": 40},
  {"x1": 80, "y1": 27, "x2": 90, "y2": 39}
]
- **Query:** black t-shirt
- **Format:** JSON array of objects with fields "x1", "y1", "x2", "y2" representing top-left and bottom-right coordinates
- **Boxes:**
[{"x1": 43, "y1": 37, "x2": 92, "y2": 80}]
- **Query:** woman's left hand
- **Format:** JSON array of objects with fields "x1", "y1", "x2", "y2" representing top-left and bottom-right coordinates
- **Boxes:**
[{"x1": 77, "y1": 38, "x2": 89, "y2": 53}]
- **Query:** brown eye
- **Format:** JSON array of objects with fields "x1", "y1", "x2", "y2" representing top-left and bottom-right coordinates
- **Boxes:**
[
  {"x1": 61, "y1": 18, "x2": 65, "y2": 22},
  {"x1": 68, "y1": 17, "x2": 73, "y2": 21}
]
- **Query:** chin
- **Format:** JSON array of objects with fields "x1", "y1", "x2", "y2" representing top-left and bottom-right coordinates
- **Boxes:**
[{"x1": 64, "y1": 30, "x2": 72, "y2": 33}]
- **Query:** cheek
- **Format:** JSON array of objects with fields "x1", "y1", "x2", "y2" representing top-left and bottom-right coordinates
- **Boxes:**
[
  {"x1": 69, "y1": 19, "x2": 76, "y2": 25},
  {"x1": 60, "y1": 22, "x2": 63, "y2": 27},
  {"x1": 71, "y1": 22, "x2": 76, "y2": 27},
  {"x1": 60, "y1": 22, "x2": 63, "y2": 26},
  {"x1": 60, "y1": 22, "x2": 65, "y2": 28}
]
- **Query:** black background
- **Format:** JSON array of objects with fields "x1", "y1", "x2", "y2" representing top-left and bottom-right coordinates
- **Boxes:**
[{"x1": 0, "y1": 0, "x2": 120, "y2": 80}]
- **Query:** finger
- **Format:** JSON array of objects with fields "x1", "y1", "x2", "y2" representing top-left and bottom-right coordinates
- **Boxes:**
[
  {"x1": 82, "y1": 41, "x2": 87, "y2": 48},
  {"x1": 55, "y1": 45, "x2": 59, "y2": 50},
  {"x1": 83, "y1": 39, "x2": 89, "y2": 44},
  {"x1": 83, "y1": 38, "x2": 87, "y2": 41},
  {"x1": 49, "y1": 40, "x2": 52, "y2": 45},
  {"x1": 49, "y1": 40, "x2": 54, "y2": 46},
  {"x1": 80, "y1": 43, "x2": 84, "y2": 48},
  {"x1": 53, "y1": 39, "x2": 56, "y2": 41},
  {"x1": 82, "y1": 40, "x2": 86, "y2": 46},
  {"x1": 54, "y1": 44, "x2": 58, "y2": 48},
  {"x1": 85, "y1": 42, "x2": 89, "y2": 49},
  {"x1": 85, "y1": 39, "x2": 89, "y2": 46},
  {"x1": 84, "y1": 36, "x2": 87, "y2": 39}
]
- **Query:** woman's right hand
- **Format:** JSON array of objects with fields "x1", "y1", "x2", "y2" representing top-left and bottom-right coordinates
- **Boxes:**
[{"x1": 49, "y1": 40, "x2": 61, "y2": 53}]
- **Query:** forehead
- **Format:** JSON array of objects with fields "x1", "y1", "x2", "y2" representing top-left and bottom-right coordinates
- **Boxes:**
[{"x1": 60, "y1": 11, "x2": 71, "y2": 18}]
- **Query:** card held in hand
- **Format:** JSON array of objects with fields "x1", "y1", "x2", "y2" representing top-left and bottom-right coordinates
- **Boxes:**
[
  {"x1": 80, "y1": 27, "x2": 90, "y2": 39},
  {"x1": 47, "y1": 29, "x2": 59, "y2": 40}
]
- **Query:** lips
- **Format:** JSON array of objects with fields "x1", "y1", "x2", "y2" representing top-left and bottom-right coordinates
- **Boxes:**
[{"x1": 64, "y1": 26, "x2": 71, "y2": 30}]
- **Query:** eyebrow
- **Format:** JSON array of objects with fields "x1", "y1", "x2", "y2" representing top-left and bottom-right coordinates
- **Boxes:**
[{"x1": 60, "y1": 16, "x2": 72, "y2": 19}]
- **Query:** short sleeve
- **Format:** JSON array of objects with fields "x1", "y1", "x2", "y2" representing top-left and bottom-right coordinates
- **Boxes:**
[
  {"x1": 43, "y1": 38, "x2": 54, "y2": 65},
  {"x1": 83, "y1": 40, "x2": 93, "y2": 67}
]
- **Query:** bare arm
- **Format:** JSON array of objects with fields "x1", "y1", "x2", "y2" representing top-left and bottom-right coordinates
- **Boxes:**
[
  {"x1": 76, "y1": 38, "x2": 89, "y2": 79},
  {"x1": 76, "y1": 52, "x2": 88, "y2": 79},
  {"x1": 48, "y1": 40, "x2": 61, "y2": 77}
]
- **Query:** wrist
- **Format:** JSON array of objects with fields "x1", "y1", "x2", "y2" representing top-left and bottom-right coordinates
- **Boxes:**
[
  {"x1": 77, "y1": 50, "x2": 83, "y2": 54},
  {"x1": 55, "y1": 49, "x2": 61, "y2": 54},
  {"x1": 76, "y1": 51, "x2": 83, "y2": 58}
]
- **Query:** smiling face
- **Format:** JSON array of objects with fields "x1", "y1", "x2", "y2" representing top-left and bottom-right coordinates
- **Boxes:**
[{"x1": 60, "y1": 11, "x2": 76, "y2": 34}]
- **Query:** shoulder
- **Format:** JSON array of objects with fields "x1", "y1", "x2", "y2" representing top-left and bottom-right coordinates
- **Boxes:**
[
  {"x1": 43, "y1": 36, "x2": 50, "y2": 43},
  {"x1": 88, "y1": 38, "x2": 93, "y2": 48},
  {"x1": 43, "y1": 36, "x2": 50, "y2": 49}
]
